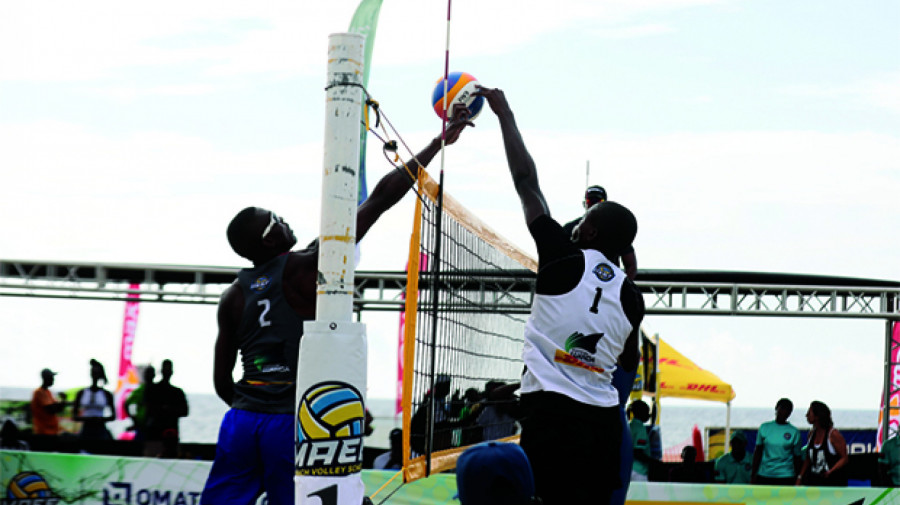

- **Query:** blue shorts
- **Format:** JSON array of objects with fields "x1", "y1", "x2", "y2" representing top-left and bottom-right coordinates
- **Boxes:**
[{"x1": 201, "y1": 409, "x2": 294, "y2": 505}]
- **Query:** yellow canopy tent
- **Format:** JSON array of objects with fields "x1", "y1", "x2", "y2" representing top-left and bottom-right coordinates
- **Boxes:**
[{"x1": 635, "y1": 333, "x2": 737, "y2": 458}]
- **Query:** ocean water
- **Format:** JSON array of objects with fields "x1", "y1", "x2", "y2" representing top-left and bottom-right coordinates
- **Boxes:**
[{"x1": 3, "y1": 388, "x2": 880, "y2": 453}]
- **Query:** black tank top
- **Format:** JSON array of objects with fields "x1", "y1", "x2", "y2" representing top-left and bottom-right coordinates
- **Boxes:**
[
  {"x1": 232, "y1": 253, "x2": 307, "y2": 413},
  {"x1": 806, "y1": 428, "x2": 847, "y2": 486}
]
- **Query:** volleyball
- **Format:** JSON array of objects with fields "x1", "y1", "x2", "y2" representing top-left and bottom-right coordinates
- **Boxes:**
[
  {"x1": 7, "y1": 472, "x2": 53, "y2": 498},
  {"x1": 297, "y1": 382, "x2": 366, "y2": 441},
  {"x1": 432, "y1": 71, "x2": 484, "y2": 120}
]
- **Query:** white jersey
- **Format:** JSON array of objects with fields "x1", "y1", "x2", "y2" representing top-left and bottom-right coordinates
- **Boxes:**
[{"x1": 521, "y1": 249, "x2": 634, "y2": 407}]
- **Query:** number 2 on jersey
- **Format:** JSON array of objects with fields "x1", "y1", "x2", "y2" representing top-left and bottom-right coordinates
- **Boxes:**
[{"x1": 257, "y1": 299, "x2": 272, "y2": 327}]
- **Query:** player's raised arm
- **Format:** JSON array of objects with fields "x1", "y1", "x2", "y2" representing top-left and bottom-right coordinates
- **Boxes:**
[
  {"x1": 475, "y1": 86, "x2": 550, "y2": 225},
  {"x1": 356, "y1": 114, "x2": 471, "y2": 241}
]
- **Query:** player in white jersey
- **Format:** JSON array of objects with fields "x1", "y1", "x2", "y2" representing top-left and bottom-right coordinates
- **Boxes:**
[{"x1": 475, "y1": 86, "x2": 645, "y2": 505}]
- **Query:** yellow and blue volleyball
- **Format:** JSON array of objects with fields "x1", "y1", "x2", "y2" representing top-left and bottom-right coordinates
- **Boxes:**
[
  {"x1": 297, "y1": 382, "x2": 366, "y2": 442},
  {"x1": 432, "y1": 71, "x2": 484, "y2": 120},
  {"x1": 7, "y1": 472, "x2": 53, "y2": 498}
]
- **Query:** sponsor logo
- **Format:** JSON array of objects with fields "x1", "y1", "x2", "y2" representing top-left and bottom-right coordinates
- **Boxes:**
[
  {"x1": 295, "y1": 381, "x2": 365, "y2": 477},
  {"x1": 592, "y1": 263, "x2": 615, "y2": 282},
  {"x1": 2, "y1": 472, "x2": 59, "y2": 505},
  {"x1": 250, "y1": 276, "x2": 271, "y2": 292},
  {"x1": 553, "y1": 332, "x2": 606, "y2": 373},
  {"x1": 554, "y1": 350, "x2": 606, "y2": 374},
  {"x1": 783, "y1": 433, "x2": 792, "y2": 441},
  {"x1": 102, "y1": 482, "x2": 201, "y2": 505}
]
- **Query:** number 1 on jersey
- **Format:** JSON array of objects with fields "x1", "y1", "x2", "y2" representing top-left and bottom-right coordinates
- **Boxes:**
[{"x1": 589, "y1": 287, "x2": 603, "y2": 313}]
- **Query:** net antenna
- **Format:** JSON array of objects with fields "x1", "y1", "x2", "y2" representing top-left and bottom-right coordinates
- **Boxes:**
[{"x1": 294, "y1": 33, "x2": 369, "y2": 504}]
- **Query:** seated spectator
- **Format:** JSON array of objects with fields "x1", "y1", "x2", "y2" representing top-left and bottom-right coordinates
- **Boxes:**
[
  {"x1": 456, "y1": 441, "x2": 537, "y2": 505},
  {"x1": 0, "y1": 420, "x2": 29, "y2": 451},
  {"x1": 373, "y1": 428, "x2": 403, "y2": 470},
  {"x1": 715, "y1": 431, "x2": 752, "y2": 484},
  {"x1": 879, "y1": 432, "x2": 900, "y2": 487},
  {"x1": 669, "y1": 446, "x2": 708, "y2": 483}
]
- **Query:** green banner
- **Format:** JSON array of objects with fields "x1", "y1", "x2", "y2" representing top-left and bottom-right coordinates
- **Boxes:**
[
  {"x1": 348, "y1": 0, "x2": 384, "y2": 205},
  {"x1": 3, "y1": 450, "x2": 897, "y2": 505}
]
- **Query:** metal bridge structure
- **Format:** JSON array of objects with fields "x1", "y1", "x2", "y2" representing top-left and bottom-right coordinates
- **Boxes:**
[{"x1": 2, "y1": 258, "x2": 900, "y2": 439}]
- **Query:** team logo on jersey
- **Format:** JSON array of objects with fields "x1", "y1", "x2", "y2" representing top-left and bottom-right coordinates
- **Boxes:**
[
  {"x1": 592, "y1": 263, "x2": 615, "y2": 282},
  {"x1": 295, "y1": 381, "x2": 365, "y2": 477},
  {"x1": 553, "y1": 331, "x2": 606, "y2": 373},
  {"x1": 250, "y1": 276, "x2": 271, "y2": 292},
  {"x1": 4, "y1": 472, "x2": 59, "y2": 503}
]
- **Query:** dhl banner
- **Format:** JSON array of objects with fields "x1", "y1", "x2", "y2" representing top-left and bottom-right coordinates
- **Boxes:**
[
  {"x1": 3, "y1": 450, "x2": 899, "y2": 505},
  {"x1": 656, "y1": 337, "x2": 735, "y2": 404}
]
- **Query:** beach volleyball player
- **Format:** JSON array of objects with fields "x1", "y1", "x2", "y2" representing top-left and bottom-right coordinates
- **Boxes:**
[
  {"x1": 200, "y1": 116, "x2": 472, "y2": 505},
  {"x1": 475, "y1": 86, "x2": 645, "y2": 505}
]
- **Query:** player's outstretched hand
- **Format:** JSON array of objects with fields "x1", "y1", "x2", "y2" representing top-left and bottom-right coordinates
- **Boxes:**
[
  {"x1": 443, "y1": 104, "x2": 474, "y2": 146},
  {"x1": 473, "y1": 86, "x2": 510, "y2": 115}
]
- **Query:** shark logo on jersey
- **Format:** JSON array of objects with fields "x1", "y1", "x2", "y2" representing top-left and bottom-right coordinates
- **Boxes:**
[
  {"x1": 592, "y1": 263, "x2": 615, "y2": 282},
  {"x1": 554, "y1": 331, "x2": 606, "y2": 373},
  {"x1": 251, "y1": 276, "x2": 272, "y2": 292}
]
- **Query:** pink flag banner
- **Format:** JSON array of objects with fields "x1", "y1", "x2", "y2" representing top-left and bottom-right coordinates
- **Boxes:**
[
  {"x1": 114, "y1": 284, "x2": 141, "y2": 420},
  {"x1": 877, "y1": 322, "x2": 900, "y2": 450}
]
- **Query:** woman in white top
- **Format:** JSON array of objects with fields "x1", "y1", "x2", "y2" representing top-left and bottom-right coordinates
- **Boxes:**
[{"x1": 73, "y1": 359, "x2": 116, "y2": 440}]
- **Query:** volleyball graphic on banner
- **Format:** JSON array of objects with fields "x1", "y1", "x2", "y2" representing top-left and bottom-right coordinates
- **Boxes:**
[{"x1": 295, "y1": 381, "x2": 366, "y2": 476}]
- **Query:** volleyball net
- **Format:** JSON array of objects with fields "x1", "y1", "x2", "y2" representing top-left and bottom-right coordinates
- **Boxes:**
[{"x1": 400, "y1": 169, "x2": 537, "y2": 482}]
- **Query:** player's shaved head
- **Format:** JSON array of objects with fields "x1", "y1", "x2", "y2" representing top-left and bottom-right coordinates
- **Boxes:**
[
  {"x1": 574, "y1": 201, "x2": 637, "y2": 259},
  {"x1": 227, "y1": 207, "x2": 267, "y2": 261}
]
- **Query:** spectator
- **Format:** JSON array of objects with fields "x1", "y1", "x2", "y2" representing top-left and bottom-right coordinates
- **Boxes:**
[
  {"x1": 373, "y1": 428, "x2": 403, "y2": 470},
  {"x1": 0, "y1": 419, "x2": 29, "y2": 450},
  {"x1": 124, "y1": 365, "x2": 155, "y2": 442},
  {"x1": 714, "y1": 431, "x2": 752, "y2": 484},
  {"x1": 144, "y1": 359, "x2": 189, "y2": 458},
  {"x1": 410, "y1": 374, "x2": 456, "y2": 454},
  {"x1": 669, "y1": 446, "x2": 708, "y2": 483},
  {"x1": 879, "y1": 432, "x2": 900, "y2": 487},
  {"x1": 629, "y1": 400, "x2": 656, "y2": 482},
  {"x1": 476, "y1": 381, "x2": 521, "y2": 441},
  {"x1": 456, "y1": 441, "x2": 537, "y2": 505},
  {"x1": 562, "y1": 185, "x2": 637, "y2": 280},
  {"x1": 73, "y1": 359, "x2": 115, "y2": 440},
  {"x1": 797, "y1": 400, "x2": 848, "y2": 487},
  {"x1": 751, "y1": 398, "x2": 802, "y2": 485},
  {"x1": 30, "y1": 368, "x2": 66, "y2": 436}
]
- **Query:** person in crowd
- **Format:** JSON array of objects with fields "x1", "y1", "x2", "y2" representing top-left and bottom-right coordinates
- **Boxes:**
[
  {"x1": 0, "y1": 419, "x2": 30, "y2": 450},
  {"x1": 669, "y1": 445, "x2": 709, "y2": 483},
  {"x1": 73, "y1": 359, "x2": 116, "y2": 440},
  {"x1": 410, "y1": 374, "x2": 457, "y2": 453},
  {"x1": 124, "y1": 365, "x2": 155, "y2": 442},
  {"x1": 879, "y1": 431, "x2": 900, "y2": 487},
  {"x1": 456, "y1": 441, "x2": 538, "y2": 505},
  {"x1": 30, "y1": 368, "x2": 67, "y2": 435},
  {"x1": 144, "y1": 359, "x2": 189, "y2": 458},
  {"x1": 373, "y1": 428, "x2": 403, "y2": 470},
  {"x1": 751, "y1": 397, "x2": 802, "y2": 485},
  {"x1": 562, "y1": 185, "x2": 637, "y2": 280},
  {"x1": 796, "y1": 400, "x2": 848, "y2": 487},
  {"x1": 457, "y1": 387, "x2": 486, "y2": 446},
  {"x1": 714, "y1": 430, "x2": 752, "y2": 484},
  {"x1": 476, "y1": 381, "x2": 521, "y2": 441},
  {"x1": 476, "y1": 85, "x2": 644, "y2": 505},
  {"x1": 629, "y1": 400, "x2": 656, "y2": 482},
  {"x1": 199, "y1": 115, "x2": 472, "y2": 505}
]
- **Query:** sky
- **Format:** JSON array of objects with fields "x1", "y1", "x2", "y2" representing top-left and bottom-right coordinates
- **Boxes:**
[{"x1": 1, "y1": 0, "x2": 898, "y2": 415}]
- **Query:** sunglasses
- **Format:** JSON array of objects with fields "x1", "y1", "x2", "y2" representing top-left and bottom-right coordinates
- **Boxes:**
[
  {"x1": 584, "y1": 197, "x2": 605, "y2": 208},
  {"x1": 261, "y1": 211, "x2": 281, "y2": 240}
]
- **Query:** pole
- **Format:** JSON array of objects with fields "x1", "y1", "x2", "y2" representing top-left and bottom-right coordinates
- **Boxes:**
[{"x1": 295, "y1": 33, "x2": 368, "y2": 505}]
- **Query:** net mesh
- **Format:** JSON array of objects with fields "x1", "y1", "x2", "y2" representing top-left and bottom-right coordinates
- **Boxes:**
[{"x1": 401, "y1": 170, "x2": 536, "y2": 481}]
